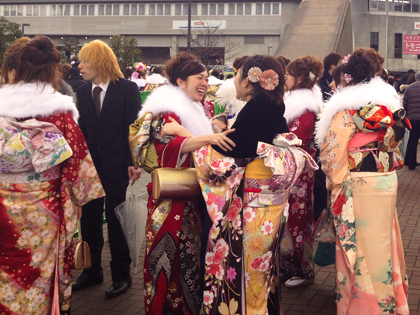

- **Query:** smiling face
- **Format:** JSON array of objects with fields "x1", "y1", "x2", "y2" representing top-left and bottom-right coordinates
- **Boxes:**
[
  {"x1": 177, "y1": 70, "x2": 209, "y2": 102},
  {"x1": 78, "y1": 60, "x2": 102, "y2": 85}
]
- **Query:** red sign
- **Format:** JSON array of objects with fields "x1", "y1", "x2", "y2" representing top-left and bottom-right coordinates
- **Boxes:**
[{"x1": 404, "y1": 35, "x2": 420, "y2": 54}]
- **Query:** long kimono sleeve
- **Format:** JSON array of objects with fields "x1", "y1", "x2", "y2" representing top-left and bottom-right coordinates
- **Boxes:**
[
  {"x1": 319, "y1": 110, "x2": 356, "y2": 203},
  {"x1": 289, "y1": 111, "x2": 316, "y2": 149}
]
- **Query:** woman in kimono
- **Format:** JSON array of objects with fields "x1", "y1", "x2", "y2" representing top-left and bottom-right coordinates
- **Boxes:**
[
  {"x1": 162, "y1": 55, "x2": 318, "y2": 314},
  {"x1": 0, "y1": 36, "x2": 105, "y2": 314},
  {"x1": 280, "y1": 56, "x2": 324, "y2": 287},
  {"x1": 317, "y1": 51, "x2": 410, "y2": 314},
  {"x1": 136, "y1": 52, "x2": 234, "y2": 315}
]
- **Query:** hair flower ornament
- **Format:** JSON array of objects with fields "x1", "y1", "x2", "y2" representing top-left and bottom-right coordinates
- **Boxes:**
[
  {"x1": 259, "y1": 69, "x2": 279, "y2": 91},
  {"x1": 342, "y1": 54, "x2": 351, "y2": 64},
  {"x1": 248, "y1": 67, "x2": 263, "y2": 83},
  {"x1": 344, "y1": 73, "x2": 352, "y2": 84},
  {"x1": 309, "y1": 71, "x2": 316, "y2": 81}
]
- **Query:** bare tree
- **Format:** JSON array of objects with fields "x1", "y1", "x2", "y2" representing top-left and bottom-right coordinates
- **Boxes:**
[{"x1": 176, "y1": 21, "x2": 239, "y2": 69}]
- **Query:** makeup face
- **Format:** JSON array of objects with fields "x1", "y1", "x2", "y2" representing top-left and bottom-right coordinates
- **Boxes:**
[{"x1": 177, "y1": 70, "x2": 209, "y2": 102}]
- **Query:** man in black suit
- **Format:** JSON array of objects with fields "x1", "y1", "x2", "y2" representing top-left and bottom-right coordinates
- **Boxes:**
[{"x1": 73, "y1": 40, "x2": 141, "y2": 298}]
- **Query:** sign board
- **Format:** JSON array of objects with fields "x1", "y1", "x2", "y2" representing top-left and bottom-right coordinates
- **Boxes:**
[
  {"x1": 173, "y1": 20, "x2": 227, "y2": 30},
  {"x1": 415, "y1": 22, "x2": 420, "y2": 29},
  {"x1": 403, "y1": 35, "x2": 420, "y2": 54}
]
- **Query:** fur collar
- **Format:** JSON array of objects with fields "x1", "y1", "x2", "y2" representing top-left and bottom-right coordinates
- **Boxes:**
[
  {"x1": 315, "y1": 77, "x2": 401, "y2": 146},
  {"x1": 0, "y1": 82, "x2": 79, "y2": 122},
  {"x1": 283, "y1": 85, "x2": 323, "y2": 124},
  {"x1": 145, "y1": 73, "x2": 168, "y2": 85},
  {"x1": 139, "y1": 84, "x2": 213, "y2": 137}
]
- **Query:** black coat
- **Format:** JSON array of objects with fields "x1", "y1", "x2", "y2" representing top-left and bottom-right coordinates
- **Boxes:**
[
  {"x1": 77, "y1": 78, "x2": 141, "y2": 182},
  {"x1": 403, "y1": 81, "x2": 420, "y2": 121}
]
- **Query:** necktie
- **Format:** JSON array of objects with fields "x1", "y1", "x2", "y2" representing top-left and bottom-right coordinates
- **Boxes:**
[{"x1": 93, "y1": 86, "x2": 102, "y2": 118}]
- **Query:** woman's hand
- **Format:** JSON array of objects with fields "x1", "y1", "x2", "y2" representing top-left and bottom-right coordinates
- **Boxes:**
[
  {"x1": 161, "y1": 116, "x2": 193, "y2": 137},
  {"x1": 208, "y1": 129, "x2": 236, "y2": 151}
]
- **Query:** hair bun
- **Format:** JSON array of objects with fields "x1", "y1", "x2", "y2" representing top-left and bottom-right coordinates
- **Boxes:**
[{"x1": 25, "y1": 36, "x2": 60, "y2": 65}]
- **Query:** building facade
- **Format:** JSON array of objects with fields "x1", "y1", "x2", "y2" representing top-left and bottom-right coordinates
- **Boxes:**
[{"x1": 0, "y1": 0, "x2": 300, "y2": 65}]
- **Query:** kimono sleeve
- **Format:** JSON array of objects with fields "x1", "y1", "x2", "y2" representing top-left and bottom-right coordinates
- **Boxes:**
[
  {"x1": 319, "y1": 110, "x2": 356, "y2": 203},
  {"x1": 289, "y1": 111, "x2": 315, "y2": 147}
]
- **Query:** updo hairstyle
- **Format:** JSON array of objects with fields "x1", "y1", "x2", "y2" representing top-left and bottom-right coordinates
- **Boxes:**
[
  {"x1": 343, "y1": 53, "x2": 374, "y2": 85},
  {"x1": 352, "y1": 48, "x2": 384, "y2": 75},
  {"x1": 1, "y1": 37, "x2": 31, "y2": 84},
  {"x1": 3, "y1": 36, "x2": 61, "y2": 89},
  {"x1": 239, "y1": 54, "x2": 285, "y2": 107},
  {"x1": 232, "y1": 55, "x2": 250, "y2": 73},
  {"x1": 286, "y1": 55, "x2": 323, "y2": 90},
  {"x1": 165, "y1": 52, "x2": 206, "y2": 86}
]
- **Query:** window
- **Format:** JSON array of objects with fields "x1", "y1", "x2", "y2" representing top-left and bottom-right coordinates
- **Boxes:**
[
  {"x1": 113, "y1": 4, "x2": 119, "y2": 15},
  {"x1": 264, "y1": 3, "x2": 271, "y2": 14},
  {"x1": 34, "y1": 5, "x2": 39, "y2": 16},
  {"x1": 149, "y1": 4, "x2": 155, "y2": 15},
  {"x1": 218, "y1": 3, "x2": 224, "y2": 15},
  {"x1": 273, "y1": 3, "x2": 280, "y2": 14},
  {"x1": 237, "y1": 3, "x2": 243, "y2": 14},
  {"x1": 17, "y1": 5, "x2": 23, "y2": 16},
  {"x1": 27, "y1": 5, "x2": 32, "y2": 16},
  {"x1": 3, "y1": 6, "x2": 9, "y2": 16},
  {"x1": 98, "y1": 4, "x2": 104, "y2": 15},
  {"x1": 157, "y1": 4, "x2": 163, "y2": 15},
  {"x1": 81, "y1": 5, "x2": 87, "y2": 16},
  {"x1": 192, "y1": 4, "x2": 197, "y2": 15},
  {"x1": 131, "y1": 4, "x2": 138, "y2": 15},
  {"x1": 370, "y1": 32, "x2": 379, "y2": 51},
  {"x1": 74, "y1": 4, "x2": 80, "y2": 15},
  {"x1": 40, "y1": 5, "x2": 46, "y2": 16},
  {"x1": 245, "y1": 3, "x2": 252, "y2": 14},
  {"x1": 88, "y1": 4, "x2": 94, "y2": 15},
  {"x1": 139, "y1": 4, "x2": 145, "y2": 15},
  {"x1": 183, "y1": 4, "x2": 188, "y2": 15},
  {"x1": 229, "y1": 4, "x2": 235, "y2": 15},
  {"x1": 244, "y1": 36, "x2": 265, "y2": 45},
  {"x1": 165, "y1": 4, "x2": 171, "y2": 15},
  {"x1": 64, "y1": 5, "x2": 70, "y2": 15},
  {"x1": 256, "y1": 3, "x2": 263, "y2": 14},
  {"x1": 210, "y1": 3, "x2": 216, "y2": 15},
  {"x1": 123, "y1": 4, "x2": 130, "y2": 15},
  {"x1": 175, "y1": 4, "x2": 182, "y2": 15},
  {"x1": 106, "y1": 4, "x2": 112, "y2": 15},
  {"x1": 395, "y1": 33, "x2": 402, "y2": 59},
  {"x1": 413, "y1": 0, "x2": 420, "y2": 11},
  {"x1": 202, "y1": 4, "x2": 208, "y2": 15},
  {"x1": 10, "y1": 5, "x2": 16, "y2": 16}
]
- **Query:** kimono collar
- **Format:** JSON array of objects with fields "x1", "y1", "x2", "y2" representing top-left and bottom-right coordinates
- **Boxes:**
[
  {"x1": 283, "y1": 85, "x2": 323, "y2": 124},
  {"x1": 138, "y1": 84, "x2": 213, "y2": 137},
  {"x1": 0, "y1": 82, "x2": 79, "y2": 123},
  {"x1": 315, "y1": 77, "x2": 401, "y2": 147}
]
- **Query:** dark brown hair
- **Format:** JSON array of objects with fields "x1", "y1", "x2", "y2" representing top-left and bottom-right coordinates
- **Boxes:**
[
  {"x1": 286, "y1": 55, "x2": 323, "y2": 90},
  {"x1": 1, "y1": 37, "x2": 31, "y2": 83},
  {"x1": 240, "y1": 54, "x2": 285, "y2": 107},
  {"x1": 165, "y1": 52, "x2": 206, "y2": 86},
  {"x1": 352, "y1": 48, "x2": 384, "y2": 75},
  {"x1": 3, "y1": 36, "x2": 61, "y2": 89},
  {"x1": 323, "y1": 52, "x2": 342, "y2": 71},
  {"x1": 124, "y1": 67, "x2": 133, "y2": 80},
  {"x1": 275, "y1": 55, "x2": 290, "y2": 73},
  {"x1": 331, "y1": 63, "x2": 346, "y2": 87},
  {"x1": 233, "y1": 55, "x2": 250, "y2": 73},
  {"x1": 343, "y1": 53, "x2": 374, "y2": 85}
]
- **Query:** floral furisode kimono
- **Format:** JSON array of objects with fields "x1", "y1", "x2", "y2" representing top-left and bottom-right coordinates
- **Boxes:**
[
  {"x1": 280, "y1": 86, "x2": 323, "y2": 280},
  {"x1": 195, "y1": 133, "x2": 318, "y2": 315},
  {"x1": 0, "y1": 82, "x2": 104, "y2": 314},
  {"x1": 135, "y1": 84, "x2": 213, "y2": 315},
  {"x1": 316, "y1": 77, "x2": 410, "y2": 315}
]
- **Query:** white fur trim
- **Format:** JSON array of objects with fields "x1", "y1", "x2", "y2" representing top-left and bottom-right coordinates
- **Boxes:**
[
  {"x1": 145, "y1": 73, "x2": 168, "y2": 85},
  {"x1": 315, "y1": 77, "x2": 401, "y2": 146},
  {"x1": 216, "y1": 78, "x2": 246, "y2": 119},
  {"x1": 209, "y1": 76, "x2": 224, "y2": 86},
  {"x1": 0, "y1": 82, "x2": 79, "y2": 122},
  {"x1": 283, "y1": 86, "x2": 323, "y2": 124},
  {"x1": 139, "y1": 84, "x2": 213, "y2": 137}
]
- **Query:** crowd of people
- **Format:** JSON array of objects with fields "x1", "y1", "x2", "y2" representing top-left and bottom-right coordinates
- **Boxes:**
[{"x1": 0, "y1": 35, "x2": 414, "y2": 315}]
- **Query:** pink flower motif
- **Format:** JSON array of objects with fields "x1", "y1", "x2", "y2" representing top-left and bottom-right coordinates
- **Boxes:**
[
  {"x1": 245, "y1": 272, "x2": 251, "y2": 288},
  {"x1": 205, "y1": 252, "x2": 214, "y2": 265},
  {"x1": 213, "y1": 249, "x2": 224, "y2": 264},
  {"x1": 342, "y1": 54, "x2": 351, "y2": 64},
  {"x1": 344, "y1": 73, "x2": 352, "y2": 84},
  {"x1": 215, "y1": 265, "x2": 224, "y2": 280},
  {"x1": 251, "y1": 257, "x2": 263, "y2": 270},
  {"x1": 226, "y1": 267, "x2": 237, "y2": 283},
  {"x1": 259, "y1": 260, "x2": 270, "y2": 272},
  {"x1": 215, "y1": 238, "x2": 229, "y2": 258},
  {"x1": 243, "y1": 206, "x2": 256, "y2": 223},
  {"x1": 232, "y1": 216, "x2": 241, "y2": 229},
  {"x1": 337, "y1": 223, "x2": 348, "y2": 238},
  {"x1": 132, "y1": 72, "x2": 139, "y2": 79},
  {"x1": 203, "y1": 290, "x2": 214, "y2": 305},
  {"x1": 248, "y1": 67, "x2": 263, "y2": 83},
  {"x1": 262, "y1": 251, "x2": 272, "y2": 262},
  {"x1": 208, "y1": 204, "x2": 223, "y2": 225},
  {"x1": 259, "y1": 69, "x2": 279, "y2": 91},
  {"x1": 261, "y1": 220, "x2": 274, "y2": 236}
]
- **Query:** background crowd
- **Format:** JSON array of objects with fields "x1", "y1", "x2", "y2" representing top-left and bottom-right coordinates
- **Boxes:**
[{"x1": 0, "y1": 35, "x2": 415, "y2": 315}]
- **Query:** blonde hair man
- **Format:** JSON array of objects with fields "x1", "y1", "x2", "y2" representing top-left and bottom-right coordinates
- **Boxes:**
[{"x1": 73, "y1": 40, "x2": 141, "y2": 298}]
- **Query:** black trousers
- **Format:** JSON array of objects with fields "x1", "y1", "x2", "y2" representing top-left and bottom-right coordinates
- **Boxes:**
[
  {"x1": 405, "y1": 119, "x2": 420, "y2": 168},
  {"x1": 80, "y1": 161, "x2": 131, "y2": 282}
]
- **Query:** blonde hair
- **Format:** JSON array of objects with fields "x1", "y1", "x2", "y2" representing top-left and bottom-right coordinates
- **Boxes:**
[{"x1": 79, "y1": 40, "x2": 123, "y2": 83}]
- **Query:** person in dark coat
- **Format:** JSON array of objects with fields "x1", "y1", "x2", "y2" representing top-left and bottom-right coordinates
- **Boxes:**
[
  {"x1": 404, "y1": 71, "x2": 420, "y2": 170},
  {"x1": 318, "y1": 52, "x2": 342, "y2": 101},
  {"x1": 73, "y1": 40, "x2": 141, "y2": 298},
  {"x1": 64, "y1": 67, "x2": 86, "y2": 93}
]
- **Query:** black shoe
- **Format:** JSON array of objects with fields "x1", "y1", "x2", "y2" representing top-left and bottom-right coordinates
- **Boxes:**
[
  {"x1": 105, "y1": 277, "x2": 132, "y2": 298},
  {"x1": 72, "y1": 271, "x2": 103, "y2": 292},
  {"x1": 409, "y1": 166, "x2": 416, "y2": 170}
]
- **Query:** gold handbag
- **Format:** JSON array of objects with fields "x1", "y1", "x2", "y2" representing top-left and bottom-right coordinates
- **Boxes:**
[
  {"x1": 68, "y1": 241, "x2": 92, "y2": 270},
  {"x1": 152, "y1": 168, "x2": 201, "y2": 200}
]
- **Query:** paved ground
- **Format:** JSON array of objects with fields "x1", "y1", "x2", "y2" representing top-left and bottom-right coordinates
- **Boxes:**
[{"x1": 72, "y1": 162, "x2": 420, "y2": 315}]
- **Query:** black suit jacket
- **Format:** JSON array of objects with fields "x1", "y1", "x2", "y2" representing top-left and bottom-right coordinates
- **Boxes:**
[{"x1": 77, "y1": 78, "x2": 141, "y2": 182}]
